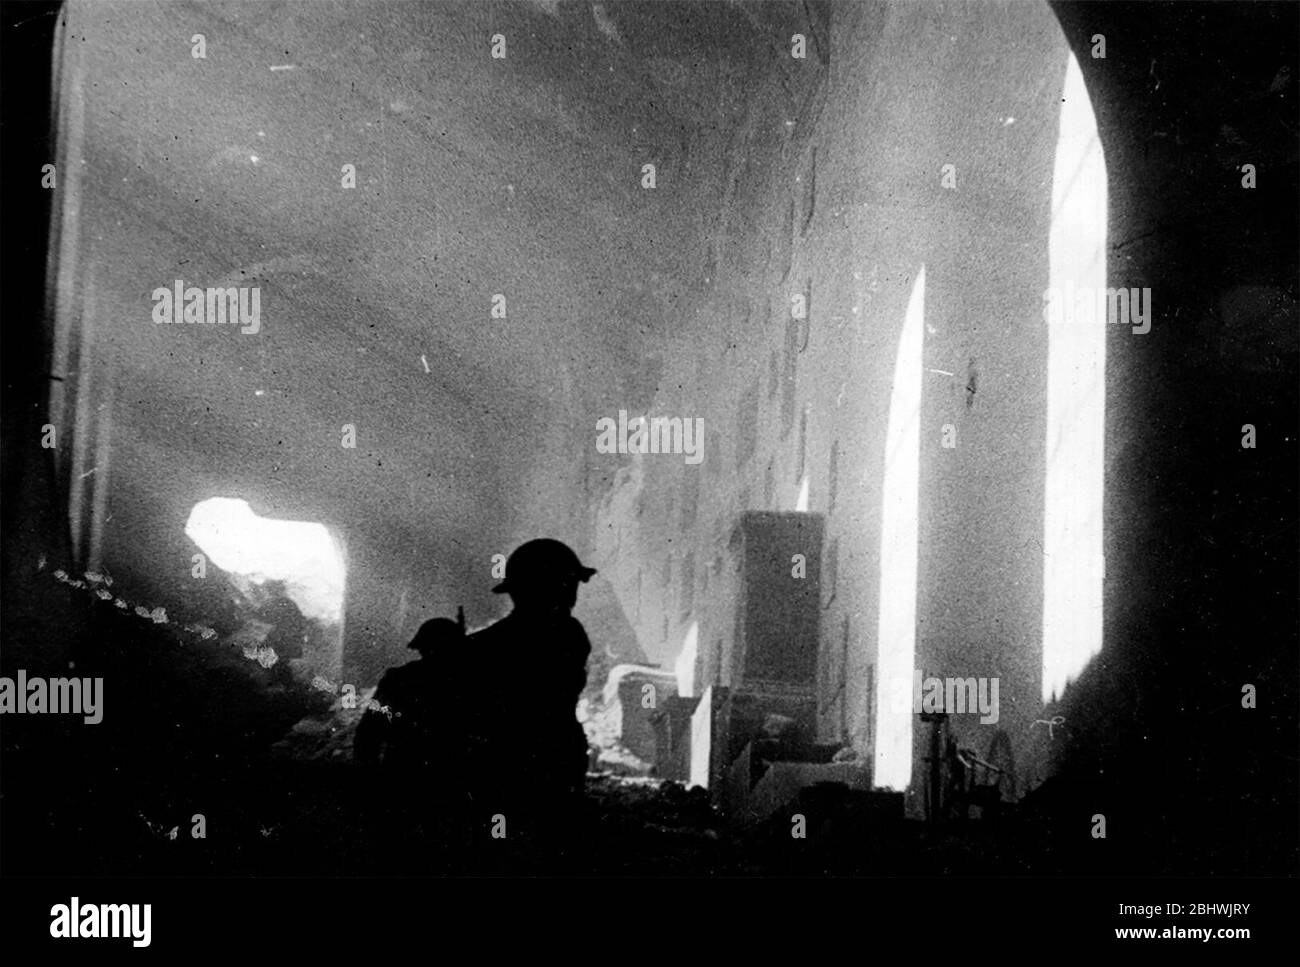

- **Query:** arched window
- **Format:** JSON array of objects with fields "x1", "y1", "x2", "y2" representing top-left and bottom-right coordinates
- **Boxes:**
[
  {"x1": 676, "y1": 621, "x2": 699, "y2": 698},
  {"x1": 874, "y1": 267, "x2": 926, "y2": 791},
  {"x1": 1042, "y1": 51, "x2": 1107, "y2": 703}
]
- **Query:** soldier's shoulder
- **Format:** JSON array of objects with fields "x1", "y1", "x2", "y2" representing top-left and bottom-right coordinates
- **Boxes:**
[
  {"x1": 379, "y1": 660, "x2": 422, "y2": 686},
  {"x1": 466, "y1": 616, "x2": 511, "y2": 642}
]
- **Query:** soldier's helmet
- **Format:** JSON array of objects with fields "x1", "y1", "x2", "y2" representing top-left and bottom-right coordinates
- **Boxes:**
[
  {"x1": 492, "y1": 538, "x2": 597, "y2": 594},
  {"x1": 407, "y1": 617, "x2": 464, "y2": 654}
]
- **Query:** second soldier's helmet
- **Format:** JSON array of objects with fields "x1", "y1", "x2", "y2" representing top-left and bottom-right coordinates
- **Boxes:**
[
  {"x1": 408, "y1": 617, "x2": 464, "y2": 654},
  {"x1": 492, "y1": 538, "x2": 597, "y2": 594}
]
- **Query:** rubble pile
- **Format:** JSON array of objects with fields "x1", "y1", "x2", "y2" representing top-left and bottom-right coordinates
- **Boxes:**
[
  {"x1": 582, "y1": 775, "x2": 732, "y2": 873},
  {"x1": 578, "y1": 696, "x2": 654, "y2": 776}
]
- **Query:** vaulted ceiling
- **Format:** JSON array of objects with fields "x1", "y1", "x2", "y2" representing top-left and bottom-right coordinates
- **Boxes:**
[{"x1": 51, "y1": 0, "x2": 823, "y2": 672}]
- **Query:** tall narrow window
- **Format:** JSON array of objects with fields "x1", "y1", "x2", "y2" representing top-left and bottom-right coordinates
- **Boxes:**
[
  {"x1": 681, "y1": 552, "x2": 696, "y2": 621},
  {"x1": 736, "y1": 383, "x2": 760, "y2": 469},
  {"x1": 827, "y1": 440, "x2": 840, "y2": 514},
  {"x1": 794, "y1": 407, "x2": 811, "y2": 511},
  {"x1": 1042, "y1": 52, "x2": 1107, "y2": 703},
  {"x1": 794, "y1": 473, "x2": 810, "y2": 512},
  {"x1": 682, "y1": 466, "x2": 700, "y2": 528},
  {"x1": 797, "y1": 407, "x2": 809, "y2": 480},
  {"x1": 874, "y1": 266, "x2": 925, "y2": 791},
  {"x1": 676, "y1": 621, "x2": 699, "y2": 698},
  {"x1": 823, "y1": 536, "x2": 839, "y2": 605}
]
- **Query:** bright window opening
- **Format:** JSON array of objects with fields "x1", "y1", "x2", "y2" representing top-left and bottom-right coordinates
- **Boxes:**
[
  {"x1": 1042, "y1": 52, "x2": 1107, "y2": 703},
  {"x1": 676, "y1": 621, "x2": 699, "y2": 698},
  {"x1": 185, "y1": 497, "x2": 345, "y2": 625},
  {"x1": 874, "y1": 266, "x2": 925, "y2": 791}
]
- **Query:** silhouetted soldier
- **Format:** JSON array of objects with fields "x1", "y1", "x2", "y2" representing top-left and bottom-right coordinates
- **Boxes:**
[
  {"x1": 465, "y1": 539, "x2": 596, "y2": 856},
  {"x1": 355, "y1": 616, "x2": 466, "y2": 860}
]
